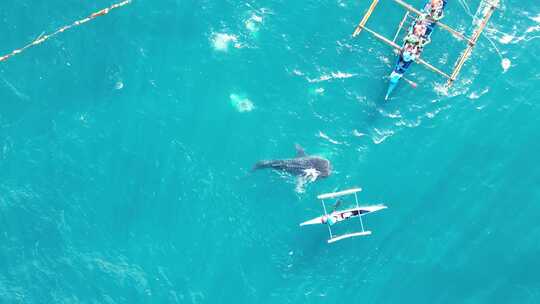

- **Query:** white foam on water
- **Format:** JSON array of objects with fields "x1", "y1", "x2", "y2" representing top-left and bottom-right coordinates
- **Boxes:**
[
  {"x1": 434, "y1": 83, "x2": 448, "y2": 95},
  {"x1": 331, "y1": 71, "x2": 355, "y2": 79},
  {"x1": 230, "y1": 94, "x2": 255, "y2": 112},
  {"x1": 468, "y1": 92, "x2": 481, "y2": 99},
  {"x1": 307, "y1": 71, "x2": 356, "y2": 83},
  {"x1": 476, "y1": 105, "x2": 487, "y2": 111},
  {"x1": 308, "y1": 75, "x2": 331, "y2": 83},
  {"x1": 525, "y1": 26, "x2": 540, "y2": 34},
  {"x1": 378, "y1": 108, "x2": 402, "y2": 119},
  {"x1": 317, "y1": 131, "x2": 341, "y2": 145},
  {"x1": 291, "y1": 69, "x2": 304, "y2": 76},
  {"x1": 499, "y1": 34, "x2": 514, "y2": 44},
  {"x1": 379, "y1": 55, "x2": 391, "y2": 65},
  {"x1": 371, "y1": 128, "x2": 394, "y2": 145},
  {"x1": 525, "y1": 15, "x2": 540, "y2": 34},
  {"x1": 245, "y1": 20, "x2": 258, "y2": 32},
  {"x1": 212, "y1": 33, "x2": 238, "y2": 51},
  {"x1": 425, "y1": 104, "x2": 450, "y2": 119},
  {"x1": 295, "y1": 179, "x2": 307, "y2": 193},
  {"x1": 395, "y1": 117, "x2": 422, "y2": 128},
  {"x1": 434, "y1": 80, "x2": 470, "y2": 98},
  {"x1": 314, "y1": 88, "x2": 325, "y2": 94},
  {"x1": 292, "y1": 173, "x2": 314, "y2": 193},
  {"x1": 293, "y1": 174, "x2": 319, "y2": 194},
  {"x1": 245, "y1": 14, "x2": 263, "y2": 33},
  {"x1": 353, "y1": 130, "x2": 366, "y2": 137},
  {"x1": 468, "y1": 88, "x2": 489, "y2": 100}
]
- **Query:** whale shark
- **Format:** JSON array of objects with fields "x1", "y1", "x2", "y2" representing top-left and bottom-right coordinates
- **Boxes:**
[{"x1": 253, "y1": 144, "x2": 332, "y2": 182}]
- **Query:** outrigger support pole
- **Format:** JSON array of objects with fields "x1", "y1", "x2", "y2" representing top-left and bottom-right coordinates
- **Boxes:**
[
  {"x1": 447, "y1": 1, "x2": 499, "y2": 86},
  {"x1": 353, "y1": 192, "x2": 365, "y2": 232},
  {"x1": 320, "y1": 199, "x2": 334, "y2": 239},
  {"x1": 392, "y1": 0, "x2": 474, "y2": 45},
  {"x1": 392, "y1": 12, "x2": 410, "y2": 43},
  {"x1": 356, "y1": 24, "x2": 452, "y2": 80},
  {"x1": 352, "y1": 0, "x2": 380, "y2": 37}
]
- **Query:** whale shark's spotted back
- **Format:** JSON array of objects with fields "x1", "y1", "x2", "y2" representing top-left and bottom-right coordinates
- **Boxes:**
[{"x1": 253, "y1": 145, "x2": 332, "y2": 179}]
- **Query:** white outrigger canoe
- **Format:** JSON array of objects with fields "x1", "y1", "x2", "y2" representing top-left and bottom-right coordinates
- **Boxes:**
[
  {"x1": 300, "y1": 188, "x2": 387, "y2": 243},
  {"x1": 300, "y1": 205, "x2": 387, "y2": 226}
]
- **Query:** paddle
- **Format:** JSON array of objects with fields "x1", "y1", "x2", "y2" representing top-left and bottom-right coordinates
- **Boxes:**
[{"x1": 402, "y1": 77, "x2": 418, "y2": 88}]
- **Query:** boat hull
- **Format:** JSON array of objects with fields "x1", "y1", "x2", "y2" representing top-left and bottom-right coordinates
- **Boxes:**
[
  {"x1": 300, "y1": 205, "x2": 387, "y2": 226},
  {"x1": 385, "y1": 0, "x2": 448, "y2": 99}
]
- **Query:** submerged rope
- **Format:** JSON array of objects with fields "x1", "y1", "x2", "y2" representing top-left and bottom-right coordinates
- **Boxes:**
[{"x1": 0, "y1": 0, "x2": 132, "y2": 63}]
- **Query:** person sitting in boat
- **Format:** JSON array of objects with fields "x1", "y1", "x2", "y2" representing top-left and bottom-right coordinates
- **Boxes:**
[
  {"x1": 322, "y1": 214, "x2": 337, "y2": 226},
  {"x1": 405, "y1": 15, "x2": 431, "y2": 43},
  {"x1": 424, "y1": 0, "x2": 446, "y2": 21},
  {"x1": 413, "y1": 17, "x2": 429, "y2": 37},
  {"x1": 322, "y1": 209, "x2": 362, "y2": 225},
  {"x1": 404, "y1": 32, "x2": 421, "y2": 46},
  {"x1": 402, "y1": 43, "x2": 419, "y2": 62},
  {"x1": 391, "y1": 42, "x2": 417, "y2": 81},
  {"x1": 341, "y1": 211, "x2": 355, "y2": 219},
  {"x1": 404, "y1": 17, "x2": 429, "y2": 47},
  {"x1": 322, "y1": 200, "x2": 342, "y2": 226}
]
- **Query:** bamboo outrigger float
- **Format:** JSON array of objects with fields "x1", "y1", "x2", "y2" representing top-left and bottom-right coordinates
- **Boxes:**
[
  {"x1": 352, "y1": 0, "x2": 500, "y2": 100},
  {"x1": 299, "y1": 188, "x2": 387, "y2": 243}
]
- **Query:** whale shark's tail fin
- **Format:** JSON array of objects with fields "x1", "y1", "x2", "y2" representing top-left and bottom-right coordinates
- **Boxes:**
[{"x1": 252, "y1": 160, "x2": 273, "y2": 171}]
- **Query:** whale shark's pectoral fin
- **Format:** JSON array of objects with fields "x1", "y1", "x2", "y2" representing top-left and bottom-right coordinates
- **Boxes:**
[
  {"x1": 294, "y1": 144, "x2": 307, "y2": 157},
  {"x1": 302, "y1": 168, "x2": 320, "y2": 183},
  {"x1": 295, "y1": 169, "x2": 320, "y2": 193}
]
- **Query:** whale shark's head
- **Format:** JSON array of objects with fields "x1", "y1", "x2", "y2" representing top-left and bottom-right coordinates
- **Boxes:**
[{"x1": 313, "y1": 157, "x2": 332, "y2": 178}]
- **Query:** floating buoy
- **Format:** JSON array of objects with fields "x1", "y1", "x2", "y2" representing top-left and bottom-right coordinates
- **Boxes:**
[{"x1": 501, "y1": 58, "x2": 511, "y2": 72}]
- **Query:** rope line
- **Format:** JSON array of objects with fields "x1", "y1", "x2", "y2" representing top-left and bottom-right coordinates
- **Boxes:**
[{"x1": 0, "y1": 0, "x2": 132, "y2": 63}]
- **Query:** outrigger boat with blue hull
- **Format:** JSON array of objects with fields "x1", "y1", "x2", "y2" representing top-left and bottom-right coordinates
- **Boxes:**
[
  {"x1": 385, "y1": 0, "x2": 448, "y2": 100},
  {"x1": 299, "y1": 188, "x2": 387, "y2": 243},
  {"x1": 352, "y1": 0, "x2": 500, "y2": 100}
]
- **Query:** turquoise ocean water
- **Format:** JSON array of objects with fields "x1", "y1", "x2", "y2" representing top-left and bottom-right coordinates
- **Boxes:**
[{"x1": 1, "y1": 0, "x2": 539, "y2": 302}]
